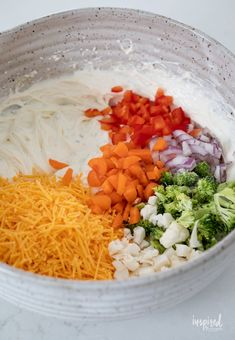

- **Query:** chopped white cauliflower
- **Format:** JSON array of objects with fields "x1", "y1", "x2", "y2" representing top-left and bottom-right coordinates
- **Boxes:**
[
  {"x1": 153, "y1": 254, "x2": 170, "y2": 271},
  {"x1": 133, "y1": 226, "x2": 145, "y2": 245},
  {"x1": 151, "y1": 213, "x2": 174, "y2": 228},
  {"x1": 108, "y1": 239, "x2": 125, "y2": 256},
  {"x1": 159, "y1": 221, "x2": 189, "y2": 248},
  {"x1": 189, "y1": 221, "x2": 202, "y2": 248},
  {"x1": 140, "y1": 204, "x2": 157, "y2": 220},
  {"x1": 175, "y1": 244, "x2": 192, "y2": 258},
  {"x1": 148, "y1": 195, "x2": 157, "y2": 206}
]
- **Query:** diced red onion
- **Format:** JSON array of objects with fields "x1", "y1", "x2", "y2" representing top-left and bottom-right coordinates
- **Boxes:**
[
  {"x1": 214, "y1": 164, "x2": 227, "y2": 183},
  {"x1": 165, "y1": 155, "x2": 196, "y2": 171},
  {"x1": 182, "y1": 141, "x2": 192, "y2": 156}
]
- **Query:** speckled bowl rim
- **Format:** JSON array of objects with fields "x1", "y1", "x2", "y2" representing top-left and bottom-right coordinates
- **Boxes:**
[{"x1": 0, "y1": 7, "x2": 235, "y2": 289}]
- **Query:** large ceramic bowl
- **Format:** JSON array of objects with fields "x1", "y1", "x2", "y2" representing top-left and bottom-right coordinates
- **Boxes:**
[{"x1": 0, "y1": 8, "x2": 234, "y2": 321}]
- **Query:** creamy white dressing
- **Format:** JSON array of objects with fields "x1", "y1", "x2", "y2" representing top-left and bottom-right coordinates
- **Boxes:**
[{"x1": 0, "y1": 66, "x2": 234, "y2": 180}]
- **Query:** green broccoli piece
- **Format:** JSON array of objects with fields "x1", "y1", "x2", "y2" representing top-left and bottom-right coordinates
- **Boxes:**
[
  {"x1": 150, "y1": 228, "x2": 165, "y2": 253},
  {"x1": 177, "y1": 210, "x2": 195, "y2": 228},
  {"x1": 150, "y1": 227, "x2": 164, "y2": 240},
  {"x1": 160, "y1": 172, "x2": 174, "y2": 186},
  {"x1": 214, "y1": 187, "x2": 235, "y2": 231},
  {"x1": 194, "y1": 201, "x2": 217, "y2": 219},
  {"x1": 173, "y1": 171, "x2": 199, "y2": 187},
  {"x1": 164, "y1": 193, "x2": 192, "y2": 218},
  {"x1": 194, "y1": 161, "x2": 212, "y2": 178},
  {"x1": 150, "y1": 239, "x2": 165, "y2": 254},
  {"x1": 217, "y1": 181, "x2": 235, "y2": 193},
  {"x1": 197, "y1": 213, "x2": 226, "y2": 249},
  {"x1": 154, "y1": 185, "x2": 167, "y2": 203},
  {"x1": 193, "y1": 177, "x2": 217, "y2": 204},
  {"x1": 127, "y1": 219, "x2": 155, "y2": 236},
  {"x1": 165, "y1": 185, "x2": 191, "y2": 201}
]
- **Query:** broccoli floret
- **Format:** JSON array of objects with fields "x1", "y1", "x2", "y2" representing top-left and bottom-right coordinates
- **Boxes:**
[
  {"x1": 150, "y1": 227, "x2": 164, "y2": 240},
  {"x1": 160, "y1": 172, "x2": 174, "y2": 186},
  {"x1": 173, "y1": 171, "x2": 199, "y2": 186},
  {"x1": 217, "y1": 181, "x2": 235, "y2": 193},
  {"x1": 177, "y1": 210, "x2": 195, "y2": 228},
  {"x1": 127, "y1": 219, "x2": 155, "y2": 236},
  {"x1": 150, "y1": 239, "x2": 165, "y2": 253},
  {"x1": 194, "y1": 161, "x2": 212, "y2": 178},
  {"x1": 164, "y1": 201, "x2": 181, "y2": 218},
  {"x1": 193, "y1": 177, "x2": 217, "y2": 204},
  {"x1": 194, "y1": 201, "x2": 217, "y2": 219},
  {"x1": 154, "y1": 185, "x2": 167, "y2": 201},
  {"x1": 165, "y1": 185, "x2": 191, "y2": 201},
  {"x1": 164, "y1": 193, "x2": 192, "y2": 218},
  {"x1": 150, "y1": 228, "x2": 165, "y2": 253},
  {"x1": 197, "y1": 213, "x2": 226, "y2": 249},
  {"x1": 214, "y1": 187, "x2": 235, "y2": 231}
]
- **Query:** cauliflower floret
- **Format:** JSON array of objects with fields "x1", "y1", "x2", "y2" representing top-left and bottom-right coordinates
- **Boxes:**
[
  {"x1": 140, "y1": 204, "x2": 157, "y2": 220},
  {"x1": 189, "y1": 221, "x2": 202, "y2": 248},
  {"x1": 159, "y1": 221, "x2": 189, "y2": 248},
  {"x1": 148, "y1": 195, "x2": 158, "y2": 206}
]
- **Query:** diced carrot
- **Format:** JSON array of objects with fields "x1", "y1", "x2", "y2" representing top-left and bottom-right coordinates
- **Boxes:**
[
  {"x1": 84, "y1": 108, "x2": 102, "y2": 118},
  {"x1": 129, "y1": 164, "x2": 143, "y2": 178},
  {"x1": 139, "y1": 170, "x2": 148, "y2": 186},
  {"x1": 62, "y1": 168, "x2": 73, "y2": 186},
  {"x1": 123, "y1": 203, "x2": 131, "y2": 221},
  {"x1": 110, "y1": 191, "x2": 123, "y2": 204},
  {"x1": 107, "y1": 168, "x2": 119, "y2": 176},
  {"x1": 87, "y1": 170, "x2": 102, "y2": 187},
  {"x1": 91, "y1": 194, "x2": 111, "y2": 211},
  {"x1": 146, "y1": 171, "x2": 157, "y2": 180},
  {"x1": 144, "y1": 182, "x2": 156, "y2": 200},
  {"x1": 146, "y1": 167, "x2": 161, "y2": 181},
  {"x1": 125, "y1": 141, "x2": 135, "y2": 150},
  {"x1": 112, "y1": 202, "x2": 125, "y2": 214},
  {"x1": 116, "y1": 173, "x2": 127, "y2": 196},
  {"x1": 101, "y1": 179, "x2": 113, "y2": 194},
  {"x1": 122, "y1": 156, "x2": 141, "y2": 169},
  {"x1": 101, "y1": 107, "x2": 112, "y2": 115},
  {"x1": 128, "y1": 149, "x2": 153, "y2": 163},
  {"x1": 105, "y1": 158, "x2": 115, "y2": 170},
  {"x1": 112, "y1": 213, "x2": 123, "y2": 229},
  {"x1": 145, "y1": 164, "x2": 155, "y2": 172},
  {"x1": 124, "y1": 184, "x2": 137, "y2": 203},
  {"x1": 100, "y1": 143, "x2": 112, "y2": 153},
  {"x1": 156, "y1": 160, "x2": 165, "y2": 169},
  {"x1": 189, "y1": 128, "x2": 202, "y2": 137},
  {"x1": 153, "y1": 137, "x2": 168, "y2": 151},
  {"x1": 100, "y1": 123, "x2": 112, "y2": 131},
  {"x1": 88, "y1": 158, "x2": 107, "y2": 176},
  {"x1": 49, "y1": 159, "x2": 68, "y2": 170},
  {"x1": 111, "y1": 133, "x2": 127, "y2": 145},
  {"x1": 154, "y1": 167, "x2": 161, "y2": 181},
  {"x1": 117, "y1": 158, "x2": 124, "y2": 169},
  {"x1": 113, "y1": 142, "x2": 129, "y2": 157},
  {"x1": 136, "y1": 184, "x2": 144, "y2": 200},
  {"x1": 110, "y1": 157, "x2": 119, "y2": 168},
  {"x1": 111, "y1": 86, "x2": 123, "y2": 93},
  {"x1": 129, "y1": 206, "x2": 140, "y2": 224},
  {"x1": 90, "y1": 205, "x2": 103, "y2": 215},
  {"x1": 108, "y1": 174, "x2": 119, "y2": 190}
]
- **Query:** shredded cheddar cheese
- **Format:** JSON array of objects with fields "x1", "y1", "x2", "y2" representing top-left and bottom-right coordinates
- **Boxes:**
[{"x1": 0, "y1": 174, "x2": 122, "y2": 280}]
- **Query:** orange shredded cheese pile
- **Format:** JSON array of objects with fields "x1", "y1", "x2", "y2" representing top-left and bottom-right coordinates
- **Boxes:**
[{"x1": 0, "y1": 174, "x2": 122, "y2": 280}]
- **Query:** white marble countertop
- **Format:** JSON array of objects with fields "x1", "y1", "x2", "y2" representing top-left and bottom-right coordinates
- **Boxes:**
[{"x1": 0, "y1": 1, "x2": 235, "y2": 339}]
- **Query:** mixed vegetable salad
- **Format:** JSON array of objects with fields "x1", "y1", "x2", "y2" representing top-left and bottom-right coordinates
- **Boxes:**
[{"x1": 85, "y1": 85, "x2": 235, "y2": 279}]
